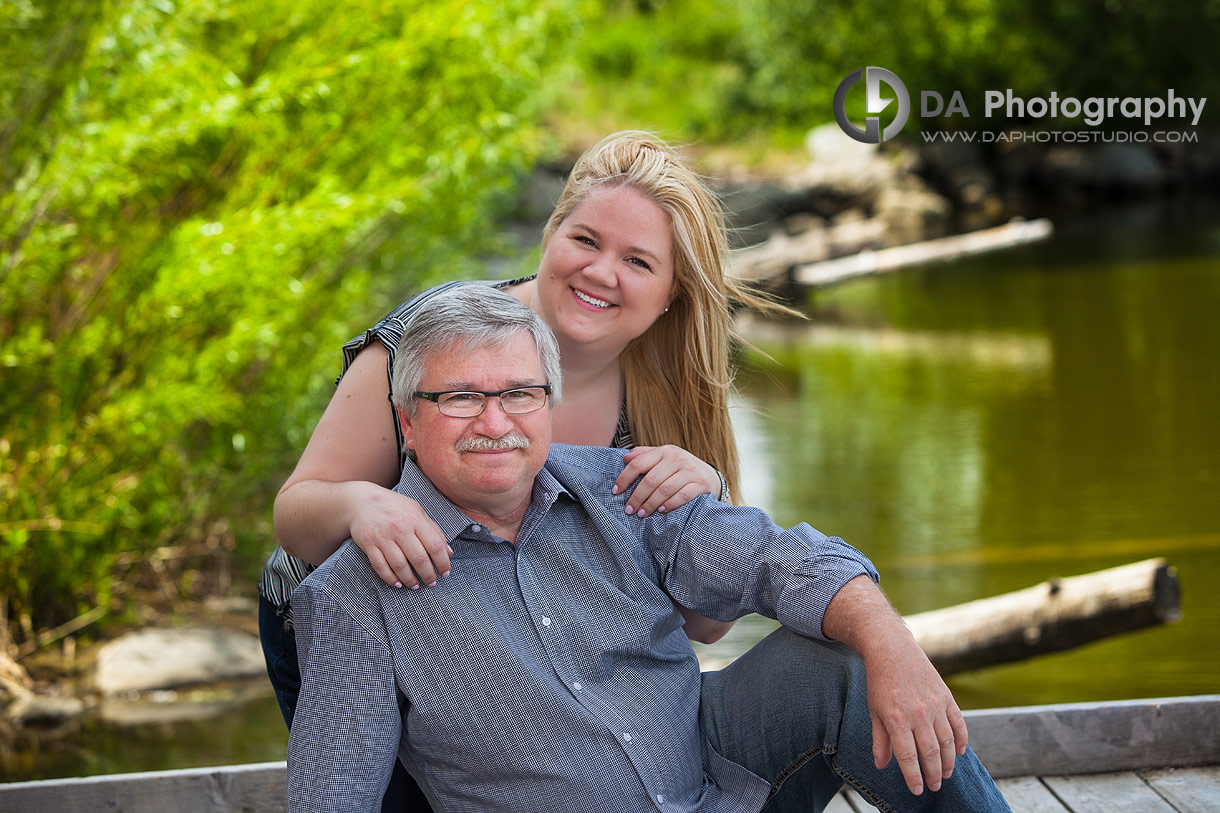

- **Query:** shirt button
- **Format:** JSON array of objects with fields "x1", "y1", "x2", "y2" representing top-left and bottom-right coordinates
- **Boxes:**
[
  {"x1": 622, "y1": 733, "x2": 632, "y2": 742},
  {"x1": 657, "y1": 794, "x2": 665, "y2": 805},
  {"x1": 471, "y1": 524, "x2": 482, "y2": 533},
  {"x1": 541, "y1": 616, "x2": 552, "y2": 627},
  {"x1": 573, "y1": 682, "x2": 582, "y2": 692}
]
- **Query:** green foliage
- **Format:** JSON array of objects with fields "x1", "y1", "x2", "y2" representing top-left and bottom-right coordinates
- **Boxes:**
[
  {"x1": 560, "y1": 0, "x2": 752, "y2": 140},
  {"x1": 569, "y1": 0, "x2": 1220, "y2": 141},
  {"x1": 0, "y1": 0, "x2": 572, "y2": 632}
]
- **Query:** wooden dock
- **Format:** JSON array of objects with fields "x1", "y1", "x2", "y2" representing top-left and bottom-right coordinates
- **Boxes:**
[
  {"x1": 1, "y1": 695, "x2": 1217, "y2": 812},
  {"x1": 829, "y1": 766, "x2": 1220, "y2": 812},
  {"x1": 835, "y1": 694, "x2": 1220, "y2": 812}
]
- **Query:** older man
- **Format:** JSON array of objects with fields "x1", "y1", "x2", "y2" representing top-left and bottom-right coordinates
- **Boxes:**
[{"x1": 287, "y1": 286, "x2": 1009, "y2": 813}]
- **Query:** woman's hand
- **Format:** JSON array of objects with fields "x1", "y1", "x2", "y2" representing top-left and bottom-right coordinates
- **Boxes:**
[
  {"x1": 614, "y1": 445, "x2": 722, "y2": 517},
  {"x1": 348, "y1": 484, "x2": 453, "y2": 589},
  {"x1": 274, "y1": 342, "x2": 450, "y2": 588}
]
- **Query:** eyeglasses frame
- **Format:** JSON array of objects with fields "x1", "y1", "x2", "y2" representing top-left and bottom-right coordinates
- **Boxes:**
[{"x1": 412, "y1": 384, "x2": 553, "y2": 417}]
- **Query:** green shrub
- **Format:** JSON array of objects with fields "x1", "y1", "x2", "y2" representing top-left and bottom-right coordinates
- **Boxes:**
[{"x1": 0, "y1": 0, "x2": 571, "y2": 634}]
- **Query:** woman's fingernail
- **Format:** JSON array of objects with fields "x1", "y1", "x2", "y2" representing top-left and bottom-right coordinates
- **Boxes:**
[
  {"x1": 657, "y1": 506, "x2": 666, "y2": 513},
  {"x1": 636, "y1": 508, "x2": 646, "y2": 517},
  {"x1": 441, "y1": 570, "x2": 451, "y2": 579},
  {"x1": 625, "y1": 504, "x2": 634, "y2": 514},
  {"x1": 447, "y1": 545, "x2": 454, "y2": 555},
  {"x1": 410, "y1": 584, "x2": 420, "y2": 590},
  {"x1": 394, "y1": 582, "x2": 403, "y2": 589}
]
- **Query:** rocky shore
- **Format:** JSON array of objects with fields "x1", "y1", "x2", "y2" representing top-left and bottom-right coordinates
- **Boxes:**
[
  {"x1": 2, "y1": 596, "x2": 265, "y2": 743},
  {"x1": 710, "y1": 123, "x2": 1220, "y2": 264}
]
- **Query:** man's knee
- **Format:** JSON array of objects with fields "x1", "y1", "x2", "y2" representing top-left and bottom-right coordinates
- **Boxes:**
[
  {"x1": 754, "y1": 628, "x2": 865, "y2": 688},
  {"x1": 711, "y1": 628, "x2": 868, "y2": 727}
]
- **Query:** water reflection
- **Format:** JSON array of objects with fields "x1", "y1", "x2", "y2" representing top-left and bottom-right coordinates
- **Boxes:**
[{"x1": 1, "y1": 683, "x2": 287, "y2": 782}]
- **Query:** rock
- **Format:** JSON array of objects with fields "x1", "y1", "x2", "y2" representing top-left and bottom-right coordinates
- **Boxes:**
[
  {"x1": 804, "y1": 122, "x2": 882, "y2": 168},
  {"x1": 94, "y1": 627, "x2": 264, "y2": 694},
  {"x1": 1094, "y1": 144, "x2": 1164, "y2": 187},
  {"x1": 780, "y1": 123, "x2": 903, "y2": 206},
  {"x1": 783, "y1": 212, "x2": 824, "y2": 236},
  {"x1": 875, "y1": 180, "x2": 953, "y2": 241},
  {"x1": 1, "y1": 652, "x2": 32, "y2": 703},
  {"x1": 1040, "y1": 144, "x2": 1164, "y2": 189},
  {"x1": 5, "y1": 692, "x2": 86, "y2": 726},
  {"x1": 202, "y1": 595, "x2": 258, "y2": 615},
  {"x1": 917, "y1": 140, "x2": 999, "y2": 208},
  {"x1": 716, "y1": 181, "x2": 818, "y2": 247}
]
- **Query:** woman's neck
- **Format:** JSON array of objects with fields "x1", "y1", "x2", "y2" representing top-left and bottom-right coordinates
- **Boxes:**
[{"x1": 551, "y1": 359, "x2": 625, "y2": 446}]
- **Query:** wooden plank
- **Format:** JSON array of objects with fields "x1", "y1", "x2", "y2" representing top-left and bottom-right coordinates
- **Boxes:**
[
  {"x1": 1141, "y1": 766, "x2": 1220, "y2": 812},
  {"x1": 838, "y1": 785, "x2": 872, "y2": 811},
  {"x1": 964, "y1": 695, "x2": 1220, "y2": 778},
  {"x1": 994, "y1": 776, "x2": 1071, "y2": 812},
  {"x1": 0, "y1": 760, "x2": 286, "y2": 813},
  {"x1": 1043, "y1": 772, "x2": 1176, "y2": 813},
  {"x1": 824, "y1": 788, "x2": 858, "y2": 812}
]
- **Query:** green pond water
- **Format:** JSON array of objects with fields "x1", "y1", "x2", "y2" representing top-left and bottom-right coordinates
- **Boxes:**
[
  {"x1": 4, "y1": 204, "x2": 1218, "y2": 781},
  {"x1": 703, "y1": 204, "x2": 1220, "y2": 710}
]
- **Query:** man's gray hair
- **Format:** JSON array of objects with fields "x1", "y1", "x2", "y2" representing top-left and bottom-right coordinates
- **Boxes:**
[{"x1": 391, "y1": 285, "x2": 563, "y2": 415}]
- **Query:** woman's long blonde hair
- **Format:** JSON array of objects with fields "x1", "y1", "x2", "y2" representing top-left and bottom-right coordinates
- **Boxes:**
[{"x1": 542, "y1": 131, "x2": 792, "y2": 502}]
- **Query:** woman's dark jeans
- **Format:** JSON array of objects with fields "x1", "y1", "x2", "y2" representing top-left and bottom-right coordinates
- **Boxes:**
[{"x1": 259, "y1": 594, "x2": 432, "y2": 812}]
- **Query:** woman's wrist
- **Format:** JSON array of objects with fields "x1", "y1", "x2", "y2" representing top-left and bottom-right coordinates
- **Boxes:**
[{"x1": 278, "y1": 479, "x2": 375, "y2": 562}]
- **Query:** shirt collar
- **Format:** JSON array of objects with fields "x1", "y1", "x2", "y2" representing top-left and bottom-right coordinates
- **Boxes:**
[{"x1": 393, "y1": 456, "x2": 573, "y2": 544}]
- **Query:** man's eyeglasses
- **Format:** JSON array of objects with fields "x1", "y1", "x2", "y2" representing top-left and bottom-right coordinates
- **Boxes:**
[{"x1": 413, "y1": 385, "x2": 552, "y2": 418}]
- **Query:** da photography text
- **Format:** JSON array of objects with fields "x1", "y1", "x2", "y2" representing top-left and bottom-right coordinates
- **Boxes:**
[{"x1": 834, "y1": 66, "x2": 1207, "y2": 145}]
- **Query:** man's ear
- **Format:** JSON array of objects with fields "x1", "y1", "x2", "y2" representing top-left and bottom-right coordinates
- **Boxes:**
[{"x1": 397, "y1": 404, "x2": 416, "y2": 454}]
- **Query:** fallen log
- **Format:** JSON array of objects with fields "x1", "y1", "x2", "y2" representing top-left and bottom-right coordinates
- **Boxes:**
[
  {"x1": 793, "y1": 217, "x2": 1053, "y2": 288},
  {"x1": 730, "y1": 217, "x2": 886, "y2": 282},
  {"x1": 906, "y1": 557, "x2": 1180, "y2": 676}
]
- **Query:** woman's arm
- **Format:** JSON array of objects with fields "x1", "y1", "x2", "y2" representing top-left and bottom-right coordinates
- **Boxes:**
[
  {"x1": 273, "y1": 343, "x2": 451, "y2": 588},
  {"x1": 673, "y1": 605, "x2": 733, "y2": 644}
]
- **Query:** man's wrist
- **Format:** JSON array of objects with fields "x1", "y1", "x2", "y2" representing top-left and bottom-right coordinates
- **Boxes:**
[{"x1": 821, "y1": 574, "x2": 905, "y2": 649}]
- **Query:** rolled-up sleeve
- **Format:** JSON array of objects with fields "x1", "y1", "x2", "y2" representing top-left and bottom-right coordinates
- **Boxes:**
[
  {"x1": 287, "y1": 581, "x2": 403, "y2": 813},
  {"x1": 652, "y1": 498, "x2": 880, "y2": 641}
]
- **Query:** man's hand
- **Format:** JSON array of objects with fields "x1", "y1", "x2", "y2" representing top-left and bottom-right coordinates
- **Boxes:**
[
  {"x1": 822, "y1": 575, "x2": 968, "y2": 796},
  {"x1": 864, "y1": 625, "x2": 968, "y2": 795}
]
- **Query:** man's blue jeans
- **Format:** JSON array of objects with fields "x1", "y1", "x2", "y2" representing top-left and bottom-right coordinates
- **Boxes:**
[{"x1": 700, "y1": 628, "x2": 1011, "y2": 812}]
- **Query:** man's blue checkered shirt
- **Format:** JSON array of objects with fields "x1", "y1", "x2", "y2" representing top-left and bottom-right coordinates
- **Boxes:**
[{"x1": 287, "y1": 444, "x2": 879, "y2": 813}]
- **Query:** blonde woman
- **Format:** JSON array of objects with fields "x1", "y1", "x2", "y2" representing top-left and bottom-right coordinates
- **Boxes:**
[{"x1": 259, "y1": 131, "x2": 791, "y2": 810}]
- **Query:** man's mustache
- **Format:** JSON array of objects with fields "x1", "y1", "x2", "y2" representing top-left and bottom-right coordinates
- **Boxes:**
[{"x1": 456, "y1": 433, "x2": 530, "y2": 452}]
